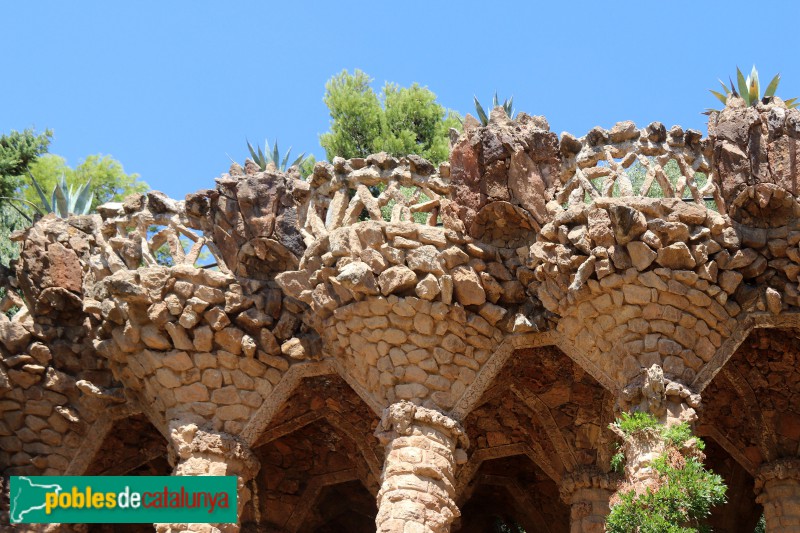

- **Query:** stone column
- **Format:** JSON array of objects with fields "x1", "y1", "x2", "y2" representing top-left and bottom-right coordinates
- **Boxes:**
[
  {"x1": 155, "y1": 422, "x2": 260, "y2": 533},
  {"x1": 374, "y1": 401, "x2": 468, "y2": 533},
  {"x1": 560, "y1": 469, "x2": 618, "y2": 533},
  {"x1": 613, "y1": 365, "x2": 701, "y2": 492},
  {"x1": 755, "y1": 459, "x2": 800, "y2": 532}
]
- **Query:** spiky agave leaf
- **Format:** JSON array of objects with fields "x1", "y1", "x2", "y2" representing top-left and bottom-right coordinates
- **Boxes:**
[
  {"x1": 505, "y1": 96, "x2": 514, "y2": 118},
  {"x1": 729, "y1": 76, "x2": 739, "y2": 97},
  {"x1": 67, "y1": 183, "x2": 78, "y2": 214},
  {"x1": 246, "y1": 139, "x2": 259, "y2": 163},
  {"x1": 737, "y1": 67, "x2": 750, "y2": 106},
  {"x1": 53, "y1": 177, "x2": 69, "y2": 217},
  {"x1": 710, "y1": 90, "x2": 728, "y2": 105},
  {"x1": 247, "y1": 138, "x2": 268, "y2": 170},
  {"x1": 764, "y1": 73, "x2": 781, "y2": 99},
  {"x1": 257, "y1": 143, "x2": 266, "y2": 169},
  {"x1": 70, "y1": 183, "x2": 83, "y2": 213},
  {"x1": 27, "y1": 171, "x2": 52, "y2": 212},
  {"x1": 786, "y1": 98, "x2": 799, "y2": 109},
  {"x1": 245, "y1": 138, "x2": 311, "y2": 172},
  {"x1": 280, "y1": 147, "x2": 292, "y2": 170},
  {"x1": 748, "y1": 66, "x2": 760, "y2": 106},
  {"x1": 473, "y1": 96, "x2": 489, "y2": 126},
  {"x1": 289, "y1": 153, "x2": 306, "y2": 169},
  {"x1": 271, "y1": 140, "x2": 279, "y2": 168},
  {"x1": 73, "y1": 178, "x2": 94, "y2": 214}
]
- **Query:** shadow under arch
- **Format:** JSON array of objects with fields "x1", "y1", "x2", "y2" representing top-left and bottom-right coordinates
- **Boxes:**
[
  {"x1": 82, "y1": 413, "x2": 171, "y2": 533},
  {"x1": 245, "y1": 374, "x2": 382, "y2": 532},
  {"x1": 82, "y1": 412, "x2": 170, "y2": 477},
  {"x1": 455, "y1": 454, "x2": 569, "y2": 533}
]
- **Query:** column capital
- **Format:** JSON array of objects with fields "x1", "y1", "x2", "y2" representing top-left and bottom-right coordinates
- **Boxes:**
[
  {"x1": 375, "y1": 401, "x2": 469, "y2": 454},
  {"x1": 374, "y1": 402, "x2": 468, "y2": 533},
  {"x1": 559, "y1": 467, "x2": 620, "y2": 504},
  {"x1": 617, "y1": 364, "x2": 701, "y2": 425},
  {"x1": 167, "y1": 422, "x2": 260, "y2": 480},
  {"x1": 157, "y1": 423, "x2": 260, "y2": 533},
  {"x1": 755, "y1": 458, "x2": 800, "y2": 498}
]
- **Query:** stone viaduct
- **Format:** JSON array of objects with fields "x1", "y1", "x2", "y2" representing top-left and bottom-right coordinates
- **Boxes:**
[{"x1": 2, "y1": 97, "x2": 800, "y2": 531}]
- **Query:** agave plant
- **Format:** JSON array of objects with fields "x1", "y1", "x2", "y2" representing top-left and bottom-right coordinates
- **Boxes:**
[
  {"x1": 28, "y1": 172, "x2": 94, "y2": 217},
  {"x1": 709, "y1": 66, "x2": 798, "y2": 112},
  {"x1": 246, "y1": 138, "x2": 307, "y2": 172},
  {"x1": 473, "y1": 93, "x2": 514, "y2": 126}
]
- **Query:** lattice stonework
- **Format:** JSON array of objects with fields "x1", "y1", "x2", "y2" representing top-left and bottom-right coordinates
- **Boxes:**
[
  {"x1": 557, "y1": 122, "x2": 719, "y2": 210},
  {"x1": 96, "y1": 192, "x2": 229, "y2": 273},
  {"x1": 299, "y1": 153, "x2": 451, "y2": 244}
]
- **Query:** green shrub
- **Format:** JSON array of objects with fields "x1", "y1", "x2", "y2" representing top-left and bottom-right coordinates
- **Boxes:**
[
  {"x1": 607, "y1": 415, "x2": 726, "y2": 532},
  {"x1": 607, "y1": 456, "x2": 726, "y2": 533},
  {"x1": 615, "y1": 411, "x2": 660, "y2": 435},
  {"x1": 610, "y1": 443, "x2": 626, "y2": 473}
]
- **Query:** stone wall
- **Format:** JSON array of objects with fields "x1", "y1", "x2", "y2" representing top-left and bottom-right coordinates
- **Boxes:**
[{"x1": 3, "y1": 98, "x2": 800, "y2": 532}]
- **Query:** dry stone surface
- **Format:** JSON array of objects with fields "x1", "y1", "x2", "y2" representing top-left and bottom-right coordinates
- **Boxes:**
[
  {"x1": 4, "y1": 101, "x2": 800, "y2": 532},
  {"x1": 325, "y1": 295, "x2": 503, "y2": 411},
  {"x1": 528, "y1": 197, "x2": 748, "y2": 388},
  {"x1": 701, "y1": 329, "x2": 800, "y2": 469}
]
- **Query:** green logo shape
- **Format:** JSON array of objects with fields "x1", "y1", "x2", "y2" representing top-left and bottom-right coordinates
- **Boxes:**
[{"x1": 10, "y1": 476, "x2": 237, "y2": 524}]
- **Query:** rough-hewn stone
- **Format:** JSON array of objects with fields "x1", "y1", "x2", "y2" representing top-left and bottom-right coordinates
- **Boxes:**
[{"x1": 4, "y1": 102, "x2": 800, "y2": 533}]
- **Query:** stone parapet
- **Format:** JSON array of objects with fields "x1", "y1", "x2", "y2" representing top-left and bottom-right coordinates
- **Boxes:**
[{"x1": 374, "y1": 401, "x2": 468, "y2": 533}]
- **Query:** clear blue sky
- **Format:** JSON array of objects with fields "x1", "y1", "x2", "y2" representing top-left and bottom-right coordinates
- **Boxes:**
[{"x1": 3, "y1": 1, "x2": 799, "y2": 201}]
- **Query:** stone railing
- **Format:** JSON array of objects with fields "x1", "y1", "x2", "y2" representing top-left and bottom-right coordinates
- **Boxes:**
[
  {"x1": 299, "y1": 153, "x2": 451, "y2": 242},
  {"x1": 557, "y1": 121, "x2": 719, "y2": 209},
  {"x1": 95, "y1": 191, "x2": 230, "y2": 274}
]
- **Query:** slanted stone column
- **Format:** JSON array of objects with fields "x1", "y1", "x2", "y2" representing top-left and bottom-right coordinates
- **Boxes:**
[
  {"x1": 560, "y1": 469, "x2": 618, "y2": 533},
  {"x1": 155, "y1": 422, "x2": 260, "y2": 533},
  {"x1": 612, "y1": 365, "x2": 701, "y2": 492},
  {"x1": 755, "y1": 459, "x2": 800, "y2": 532},
  {"x1": 374, "y1": 401, "x2": 468, "y2": 533}
]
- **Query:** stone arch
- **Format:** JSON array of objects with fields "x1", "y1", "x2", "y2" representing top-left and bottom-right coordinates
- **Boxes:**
[
  {"x1": 701, "y1": 328, "x2": 800, "y2": 470},
  {"x1": 450, "y1": 331, "x2": 558, "y2": 420},
  {"x1": 701, "y1": 436, "x2": 763, "y2": 532},
  {"x1": 80, "y1": 412, "x2": 170, "y2": 476},
  {"x1": 693, "y1": 315, "x2": 800, "y2": 392},
  {"x1": 509, "y1": 384, "x2": 579, "y2": 473},
  {"x1": 245, "y1": 374, "x2": 382, "y2": 532},
  {"x1": 698, "y1": 321, "x2": 800, "y2": 531},
  {"x1": 458, "y1": 346, "x2": 617, "y2": 494},
  {"x1": 38, "y1": 414, "x2": 173, "y2": 533},
  {"x1": 456, "y1": 454, "x2": 569, "y2": 533},
  {"x1": 240, "y1": 360, "x2": 335, "y2": 446},
  {"x1": 252, "y1": 407, "x2": 382, "y2": 481}
]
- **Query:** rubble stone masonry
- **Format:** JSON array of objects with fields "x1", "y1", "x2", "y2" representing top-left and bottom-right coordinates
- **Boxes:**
[{"x1": 3, "y1": 96, "x2": 800, "y2": 531}]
